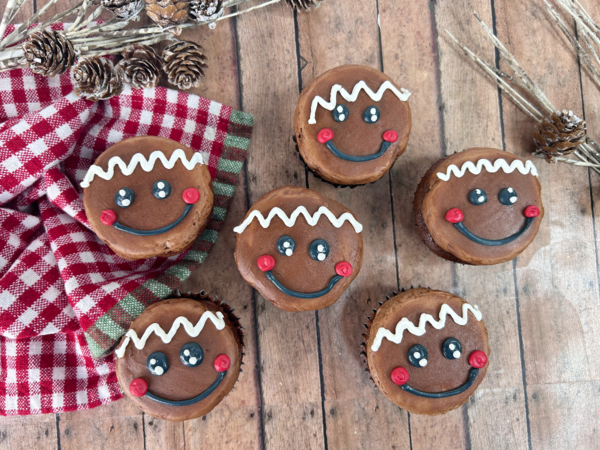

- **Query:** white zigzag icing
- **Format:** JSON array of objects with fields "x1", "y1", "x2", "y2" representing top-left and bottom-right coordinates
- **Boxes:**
[
  {"x1": 80, "y1": 149, "x2": 205, "y2": 188},
  {"x1": 308, "y1": 80, "x2": 411, "y2": 124},
  {"x1": 370, "y1": 303, "x2": 482, "y2": 352},
  {"x1": 436, "y1": 158, "x2": 538, "y2": 182},
  {"x1": 115, "y1": 311, "x2": 225, "y2": 358},
  {"x1": 233, "y1": 206, "x2": 363, "y2": 234}
]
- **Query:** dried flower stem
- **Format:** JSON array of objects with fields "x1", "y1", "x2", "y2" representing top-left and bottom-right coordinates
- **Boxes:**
[
  {"x1": 448, "y1": 5, "x2": 600, "y2": 175},
  {"x1": 0, "y1": 0, "x2": 280, "y2": 71}
]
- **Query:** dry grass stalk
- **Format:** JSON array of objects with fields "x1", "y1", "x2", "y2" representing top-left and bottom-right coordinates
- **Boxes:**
[{"x1": 447, "y1": 5, "x2": 600, "y2": 175}]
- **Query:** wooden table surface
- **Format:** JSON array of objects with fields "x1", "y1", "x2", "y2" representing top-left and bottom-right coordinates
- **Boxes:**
[{"x1": 2, "y1": 0, "x2": 600, "y2": 448}]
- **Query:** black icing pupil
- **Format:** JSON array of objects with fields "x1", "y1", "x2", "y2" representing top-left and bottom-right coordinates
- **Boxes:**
[
  {"x1": 277, "y1": 235, "x2": 296, "y2": 256},
  {"x1": 180, "y1": 342, "x2": 203, "y2": 367},
  {"x1": 363, "y1": 106, "x2": 380, "y2": 124},
  {"x1": 309, "y1": 239, "x2": 330, "y2": 261},
  {"x1": 408, "y1": 344, "x2": 428, "y2": 368},
  {"x1": 147, "y1": 351, "x2": 169, "y2": 376},
  {"x1": 333, "y1": 104, "x2": 349, "y2": 122},
  {"x1": 115, "y1": 187, "x2": 135, "y2": 208},
  {"x1": 442, "y1": 338, "x2": 463, "y2": 360},
  {"x1": 153, "y1": 180, "x2": 172, "y2": 200},
  {"x1": 499, "y1": 187, "x2": 518, "y2": 205},
  {"x1": 468, "y1": 188, "x2": 487, "y2": 205}
]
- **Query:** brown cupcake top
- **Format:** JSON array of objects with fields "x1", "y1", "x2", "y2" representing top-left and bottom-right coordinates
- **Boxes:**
[
  {"x1": 115, "y1": 297, "x2": 242, "y2": 422},
  {"x1": 294, "y1": 65, "x2": 412, "y2": 185},
  {"x1": 83, "y1": 136, "x2": 214, "y2": 260},
  {"x1": 366, "y1": 288, "x2": 489, "y2": 415},
  {"x1": 234, "y1": 186, "x2": 363, "y2": 311},
  {"x1": 420, "y1": 148, "x2": 543, "y2": 265}
]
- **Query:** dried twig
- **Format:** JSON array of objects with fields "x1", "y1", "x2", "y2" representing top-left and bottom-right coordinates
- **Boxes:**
[
  {"x1": 447, "y1": 5, "x2": 600, "y2": 175},
  {"x1": 0, "y1": 0, "x2": 281, "y2": 71}
]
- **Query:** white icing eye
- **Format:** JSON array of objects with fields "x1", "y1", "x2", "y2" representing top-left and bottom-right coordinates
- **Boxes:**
[
  {"x1": 442, "y1": 338, "x2": 463, "y2": 360},
  {"x1": 147, "y1": 352, "x2": 169, "y2": 376},
  {"x1": 333, "y1": 104, "x2": 349, "y2": 122},
  {"x1": 277, "y1": 236, "x2": 296, "y2": 256},
  {"x1": 469, "y1": 188, "x2": 487, "y2": 205},
  {"x1": 408, "y1": 344, "x2": 428, "y2": 368},
  {"x1": 309, "y1": 239, "x2": 330, "y2": 261},
  {"x1": 153, "y1": 180, "x2": 172, "y2": 200},
  {"x1": 115, "y1": 187, "x2": 135, "y2": 208},
  {"x1": 180, "y1": 342, "x2": 203, "y2": 368},
  {"x1": 363, "y1": 106, "x2": 380, "y2": 124},
  {"x1": 499, "y1": 187, "x2": 518, "y2": 205}
]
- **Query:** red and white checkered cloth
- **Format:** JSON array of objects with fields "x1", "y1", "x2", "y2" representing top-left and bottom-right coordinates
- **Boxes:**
[{"x1": 0, "y1": 24, "x2": 253, "y2": 415}]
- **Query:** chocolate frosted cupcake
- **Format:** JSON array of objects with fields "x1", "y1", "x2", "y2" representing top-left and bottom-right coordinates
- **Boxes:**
[
  {"x1": 294, "y1": 65, "x2": 412, "y2": 186},
  {"x1": 414, "y1": 148, "x2": 543, "y2": 265},
  {"x1": 82, "y1": 136, "x2": 214, "y2": 260},
  {"x1": 234, "y1": 186, "x2": 363, "y2": 311},
  {"x1": 115, "y1": 294, "x2": 243, "y2": 422},
  {"x1": 365, "y1": 288, "x2": 489, "y2": 415}
]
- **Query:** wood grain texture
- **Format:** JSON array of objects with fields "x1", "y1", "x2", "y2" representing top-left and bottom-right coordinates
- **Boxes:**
[{"x1": 3, "y1": 0, "x2": 600, "y2": 448}]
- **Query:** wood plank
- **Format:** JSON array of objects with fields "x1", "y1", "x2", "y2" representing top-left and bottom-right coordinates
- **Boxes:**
[
  {"x1": 378, "y1": 1, "x2": 468, "y2": 448},
  {"x1": 0, "y1": 412, "x2": 57, "y2": 450},
  {"x1": 235, "y1": 1, "x2": 325, "y2": 449},
  {"x1": 526, "y1": 381, "x2": 600, "y2": 450},
  {"x1": 58, "y1": 399, "x2": 143, "y2": 450},
  {"x1": 296, "y1": 1, "x2": 411, "y2": 448},
  {"x1": 493, "y1": 0, "x2": 600, "y2": 447}
]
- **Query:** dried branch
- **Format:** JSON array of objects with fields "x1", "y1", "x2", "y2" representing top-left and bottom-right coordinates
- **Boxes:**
[{"x1": 448, "y1": 5, "x2": 600, "y2": 175}]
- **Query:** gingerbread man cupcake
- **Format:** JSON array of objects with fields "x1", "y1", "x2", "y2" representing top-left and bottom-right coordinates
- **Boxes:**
[
  {"x1": 294, "y1": 65, "x2": 412, "y2": 186},
  {"x1": 82, "y1": 136, "x2": 214, "y2": 260},
  {"x1": 414, "y1": 148, "x2": 543, "y2": 265},
  {"x1": 234, "y1": 186, "x2": 363, "y2": 311},
  {"x1": 115, "y1": 295, "x2": 242, "y2": 422},
  {"x1": 365, "y1": 288, "x2": 489, "y2": 415}
]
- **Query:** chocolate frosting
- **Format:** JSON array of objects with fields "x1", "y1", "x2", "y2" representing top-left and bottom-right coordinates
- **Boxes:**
[
  {"x1": 294, "y1": 65, "x2": 412, "y2": 185},
  {"x1": 418, "y1": 148, "x2": 543, "y2": 265},
  {"x1": 83, "y1": 136, "x2": 214, "y2": 260},
  {"x1": 366, "y1": 288, "x2": 490, "y2": 415},
  {"x1": 235, "y1": 186, "x2": 363, "y2": 311},
  {"x1": 115, "y1": 298, "x2": 242, "y2": 422}
]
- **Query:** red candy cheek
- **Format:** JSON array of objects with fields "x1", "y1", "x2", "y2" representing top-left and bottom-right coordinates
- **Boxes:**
[
  {"x1": 182, "y1": 187, "x2": 201, "y2": 204},
  {"x1": 390, "y1": 367, "x2": 409, "y2": 386},
  {"x1": 317, "y1": 128, "x2": 334, "y2": 144},
  {"x1": 257, "y1": 255, "x2": 276, "y2": 272},
  {"x1": 469, "y1": 350, "x2": 488, "y2": 369},
  {"x1": 524, "y1": 205, "x2": 540, "y2": 218},
  {"x1": 100, "y1": 210, "x2": 117, "y2": 226},
  {"x1": 335, "y1": 261, "x2": 353, "y2": 277},
  {"x1": 214, "y1": 354, "x2": 230, "y2": 372},
  {"x1": 445, "y1": 208, "x2": 464, "y2": 224},
  {"x1": 382, "y1": 130, "x2": 399, "y2": 143},
  {"x1": 129, "y1": 378, "x2": 148, "y2": 397}
]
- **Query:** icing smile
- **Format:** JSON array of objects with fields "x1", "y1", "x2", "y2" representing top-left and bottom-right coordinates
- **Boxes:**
[
  {"x1": 257, "y1": 255, "x2": 353, "y2": 299},
  {"x1": 128, "y1": 354, "x2": 231, "y2": 407},
  {"x1": 445, "y1": 205, "x2": 540, "y2": 247},
  {"x1": 100, "y1": 187, "x2": 200, "y2": 236},
  {"x1": 400, "y1": 368, "x2": 478, "y2": 398},
  {"x1": 317, "y1": 128, "x2": 398, "y2": 162},
  {"x1": 391, "y1": 350, "x2": 488, "y2": 398}
]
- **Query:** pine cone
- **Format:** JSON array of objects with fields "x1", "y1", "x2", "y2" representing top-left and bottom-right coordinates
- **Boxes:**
[
  {"x1": 72, "y1": 56, "x2": 123, "y2": 102},
  {"x1": 101, "y1": 0, "x2": 145, "y2": 20},
  {"x1": 285, "y1": 0, "x2": 322, "y2": 10},
  {"x1": 145, "y1": 0, "x2": 190, "y2": 28},
  {"x1": 117, "y1": 44, "x2": 163, "y2": 89},
  {"x1": 162, "y1": 40, "x2": 207, "y2": 90},
  {"x1": 190, "y1": 0, "x2": 223, "y2": 23},
  {"x1": 22, "y1": 30, "x2": 75, "y2": 77},
  {"x1": 534, "y1": 110, "x2": 586, "y2": 159}
]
